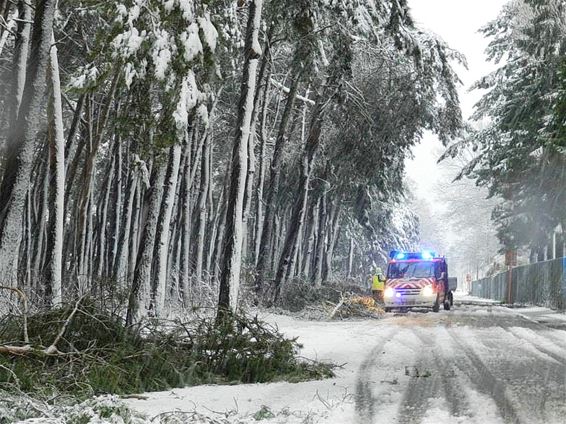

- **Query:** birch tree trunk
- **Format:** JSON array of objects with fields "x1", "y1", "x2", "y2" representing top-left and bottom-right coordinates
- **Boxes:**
[
  {"x1": 0, "y1": 0, "x2": 57, "y2": 285},
  {"x1": 218, "y1": 0, "x2": 263, "y2": 316}
]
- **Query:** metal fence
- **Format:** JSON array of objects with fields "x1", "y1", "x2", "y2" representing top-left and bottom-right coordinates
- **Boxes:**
[{"x1": 471, "y1": 257, "x2": 566, "y2": 310}]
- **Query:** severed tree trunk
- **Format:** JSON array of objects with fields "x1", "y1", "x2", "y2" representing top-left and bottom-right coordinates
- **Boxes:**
[
  {"x1": 217, "y1": 0, "x2": 264, "y2": 316},
  {"x1": 0, "y1": 0, "x2": 57, "y2": 285}
]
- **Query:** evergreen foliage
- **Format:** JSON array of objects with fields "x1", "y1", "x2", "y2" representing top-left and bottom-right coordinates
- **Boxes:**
[
  {"x1": 445, "y1": 0, "x2": 566, "y2": 254},
  {"x1": 0, "y1": 301, "x2": 334, "y2": 397}
]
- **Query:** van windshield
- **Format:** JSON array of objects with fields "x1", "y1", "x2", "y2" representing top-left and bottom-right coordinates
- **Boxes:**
[{"x1": 387, "y1": 262, "x2": 435, "y2": 279}]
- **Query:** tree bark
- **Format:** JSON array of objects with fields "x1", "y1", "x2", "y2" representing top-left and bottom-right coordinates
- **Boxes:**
[
  {"x1": 194, "y1": 136, "x2": 211, "y2": 283},
  {"x1": 0, "y1": 0, "x2": 57, "y2": 284},
  {"x1": 255, "y1": 66, "x2": 301, "y2": 287},
  {"x1": 43, "y1": 38, "x2": 65, "y2": 305},
  {"x1": 127, "y1": 159, "x2": 167, "y2": 325},
  {"x1": 218, "y1": 0, "x2": 264, "y2": 317},
  {"x1": 273, "y1": 101, "x2": 325, "y2": 300},
  {"x1": 153, "y1": 144, "x2": 182, "y2": 316},
  {"x1": 347, "y1": 237, "x2": 355, "y2": 278}
]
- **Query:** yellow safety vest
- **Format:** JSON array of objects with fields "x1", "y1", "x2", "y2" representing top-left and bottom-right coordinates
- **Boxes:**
[{"x1": 372, "y1": 275, "x2": 384, "y2": 291}]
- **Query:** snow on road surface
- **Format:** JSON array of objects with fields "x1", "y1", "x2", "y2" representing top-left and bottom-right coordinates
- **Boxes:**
[{"x1": 126, "y1": 301, "x2": 566, "y2": 423}]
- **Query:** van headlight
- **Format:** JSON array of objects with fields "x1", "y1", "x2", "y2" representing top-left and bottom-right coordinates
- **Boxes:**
[
  {"x1": 384, "y1": 287, "x2": 395, "y2": 298},
  {"x1": 422, "y1": 285, "x2": 434, "y2": 297}
]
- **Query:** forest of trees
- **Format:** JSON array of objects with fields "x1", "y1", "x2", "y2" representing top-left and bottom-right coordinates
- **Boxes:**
[
  {"x1": 0, "y1": 0, "x2": 464, "y2": 319},
  {"x1": 444, "y1": 0, "x2": 566, "y2": 263}
]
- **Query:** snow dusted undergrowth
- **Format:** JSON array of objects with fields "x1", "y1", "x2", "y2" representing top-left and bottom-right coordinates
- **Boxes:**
[{"x1": 6, "y1": 295, "x2": 566, "y2": 423}]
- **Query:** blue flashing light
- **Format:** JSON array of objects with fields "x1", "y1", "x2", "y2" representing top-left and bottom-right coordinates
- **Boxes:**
[
  {"x1": 395, "y1": 252, "x2": 406, "y2": 260},
  {"x1": 421, "y1": 250, "x2": 433, "y2": 260}
]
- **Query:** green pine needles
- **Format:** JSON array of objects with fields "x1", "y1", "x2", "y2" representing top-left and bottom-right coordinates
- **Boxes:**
[{"x1": 0, "y1": 301, "x2": 334, "y2": 398}]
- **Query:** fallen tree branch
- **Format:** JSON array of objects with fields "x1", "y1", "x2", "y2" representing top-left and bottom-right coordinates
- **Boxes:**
[
  {"x1": 329, "y1": 295, "x2": 345, "y2": 320},
  {"x1": 0, "y1": 345, "x2": 32, "y2": 355},
  {"x1": 45, "y1": 295, "x2": 86, "y2": 355},
  {"x1": 270, "y1": 79, "x2": 315, "y2": 105},
  {"x1": 0, "y1": 295, "x2": 86, "y2": 357}
]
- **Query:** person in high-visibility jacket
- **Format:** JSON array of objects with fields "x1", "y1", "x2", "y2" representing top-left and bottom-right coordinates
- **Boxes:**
[{"x1": 370, "y1": 267, "x2": 386, "y2": 303}]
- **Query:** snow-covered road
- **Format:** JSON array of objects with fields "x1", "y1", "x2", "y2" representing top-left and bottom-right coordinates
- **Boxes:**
[
  {"x1": 354, "y1": 305, "x2": 566, "y2": 424},
  {"x1": 126, "y1": 300, "x2": 566, "y2": 423}
]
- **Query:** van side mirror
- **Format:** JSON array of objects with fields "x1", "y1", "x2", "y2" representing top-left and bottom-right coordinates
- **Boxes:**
[{"x1": 440, "y1": 272, "x2": 446, "y2": 280}]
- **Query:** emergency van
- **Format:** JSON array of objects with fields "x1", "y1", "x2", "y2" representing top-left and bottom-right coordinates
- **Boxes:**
[{"x1": 383, "y1": 250, "x2": 456, "y2": 312}]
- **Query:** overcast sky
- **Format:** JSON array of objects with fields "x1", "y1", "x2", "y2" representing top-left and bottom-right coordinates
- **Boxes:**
[{"x1": 405, "y1": 0, "x2": 508, "y2": 196}]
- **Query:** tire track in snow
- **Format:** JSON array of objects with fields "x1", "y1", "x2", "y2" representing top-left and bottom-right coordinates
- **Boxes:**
[
  {"x1": 447, "y1": 327, "x2": 522, "y2": 424},
  {"x1": 354, "y1": 328, "x2": 398, "y2": 424},
  {"x1": 502, "y1": 326, "x2": 566, "y2": 367},
  {"x1": 483, "y1": 321, "x2": 566, "y2": 420},
  {"x1": 395, "y1": 327, "x2": 441, "y2": 424},
  {"x1": 395, "y1": 326, "x2": 473, "y2": 423}
]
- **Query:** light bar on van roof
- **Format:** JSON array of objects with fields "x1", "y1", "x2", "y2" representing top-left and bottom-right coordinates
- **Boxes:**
[{"x1": 389, "y1": 250, "x2": 437, "y2": 260}]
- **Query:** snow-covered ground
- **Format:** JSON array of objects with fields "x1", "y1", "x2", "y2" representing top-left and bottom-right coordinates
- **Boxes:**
[{"x1": 126, "y1": 298, "x2": 566, "y2": 423}]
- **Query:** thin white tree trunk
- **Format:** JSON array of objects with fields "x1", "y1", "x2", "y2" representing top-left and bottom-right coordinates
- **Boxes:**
[
  {"x1": 154, "y1": 144, "x2": 182, "y2": 316},
  {"x1": 11, "y1": 0, "x2": 31, "y2": 118},
  {"x1": 242, "y1": 127, "x2": 256, "y2": 263},
  {"x1": 109, "y1": 137, "x2": 122, "y2": 275},
  {"x1": 128, "y1": 183, "x2": 143, "y2": 279},
  {"x1": 347, "y1": 237, "x2": 354, "y2": 278},
  {"x1": 195, "y1": 137, "x2": 210, "y2": 283},
  {"x1": 114, "y1": 172, "x2": 137, "y2": 283},
  {"x1": 253, "y1": 85, "x2": 270, "y2": 266},
  {"x1": 31, "y1": 157, "x2": 48, "y2": 281}
]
